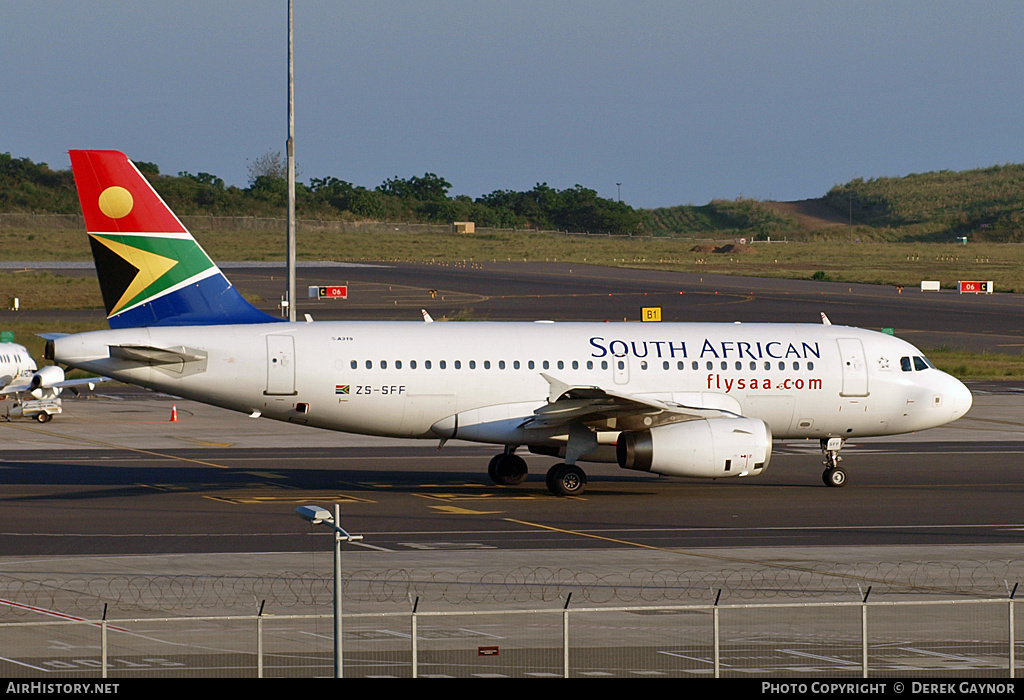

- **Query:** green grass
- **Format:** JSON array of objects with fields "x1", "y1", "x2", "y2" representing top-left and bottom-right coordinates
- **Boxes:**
[
  {"x1": 1, "y1": 271, "x2": 104, "y2": 310},
  {"x1": 924, "y1": 346, "x2": 1024, "y2": 380},
  {"x1": 6, "y1": 229, "x2": 1024, "y2": 298}
]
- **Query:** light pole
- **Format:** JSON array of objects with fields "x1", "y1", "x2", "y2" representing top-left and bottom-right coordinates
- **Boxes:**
[
  {"x1": 296, "y1": 504, "x2": 363, "y2": 678},
  {"x1": 286, "y1": 0, "x2": 297, "y2": 321}
]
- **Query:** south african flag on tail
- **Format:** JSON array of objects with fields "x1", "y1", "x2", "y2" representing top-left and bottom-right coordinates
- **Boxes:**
[{"x1": 69, "y1": 150, "x2": 282, "y2": 329}]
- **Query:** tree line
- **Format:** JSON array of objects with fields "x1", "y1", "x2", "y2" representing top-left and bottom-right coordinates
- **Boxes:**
[{"x1": 0, "y1": 152, "x2": 645, "y2": 235}]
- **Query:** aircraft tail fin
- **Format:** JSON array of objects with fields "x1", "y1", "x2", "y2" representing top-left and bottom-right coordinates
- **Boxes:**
[{"x1": 68, "y1": 150, "x2": 281, "y2": 328}]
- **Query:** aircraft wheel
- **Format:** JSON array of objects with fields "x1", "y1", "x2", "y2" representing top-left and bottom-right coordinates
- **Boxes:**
[
  {"x1": 489, "y1": 453, "x2": 528, "y2": 486},
  {"x1": 823, "y1": 467, "x2": 847, "y2": 488},
  {"x1": 35, "y1": 413, "x2": 52, "y2": 423},
  {"x1": 547, "y1": 463, "x2": 587, "y2": 497}
]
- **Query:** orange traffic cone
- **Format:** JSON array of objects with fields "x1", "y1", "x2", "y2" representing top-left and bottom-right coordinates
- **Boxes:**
[{"x1": 170, "y1": 404, "x2": 178, "y2": 422}]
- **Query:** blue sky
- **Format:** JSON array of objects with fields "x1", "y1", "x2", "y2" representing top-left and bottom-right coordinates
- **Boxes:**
[{"x1": 4, "y1": 1, "x2": 1024, "y2": 208}]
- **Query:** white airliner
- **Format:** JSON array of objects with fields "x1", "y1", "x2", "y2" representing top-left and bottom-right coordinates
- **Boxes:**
[
  {"x1": 0, "y1": 340, "x2": 103, "y2": 422},
  {"x1": 47, "y1": 150, "x2": 972, "y2": 495}
]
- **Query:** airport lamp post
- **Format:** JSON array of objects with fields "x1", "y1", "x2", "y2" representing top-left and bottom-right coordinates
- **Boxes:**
[
  {"x1": 286, "y1": 0, "x2": 297, "y2": 322},
  {"x1": 296, "y1": 504, "x2": 363, "y2": 678}
]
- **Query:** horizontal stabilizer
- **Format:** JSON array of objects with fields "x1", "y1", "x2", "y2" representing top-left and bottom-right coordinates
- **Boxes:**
[{"x1": 109, "y1": 344, "x2": 206, "y2": 365}]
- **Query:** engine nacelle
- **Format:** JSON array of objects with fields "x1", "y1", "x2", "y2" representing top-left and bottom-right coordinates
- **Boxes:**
[
  {"x1": 29, "y1": 365, "x2": 66, "y2": 398},
  {"x1": 616, "y1": 417, "x2": 772, "y2": 479}
]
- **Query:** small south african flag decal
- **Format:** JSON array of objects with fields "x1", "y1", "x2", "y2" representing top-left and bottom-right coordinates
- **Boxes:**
[{"x1": 336, "y1": 385, "x2": 350, "y2": 395}]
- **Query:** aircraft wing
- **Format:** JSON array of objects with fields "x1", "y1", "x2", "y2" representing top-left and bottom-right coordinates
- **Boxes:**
[{"x1": 521, "y1": 373, "x2": 739, "y2": 431}]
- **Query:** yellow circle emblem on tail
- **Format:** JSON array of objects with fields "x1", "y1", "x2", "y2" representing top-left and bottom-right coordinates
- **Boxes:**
[{"x1": 98, "y1": 186, "x2": 134, "y2": 219}]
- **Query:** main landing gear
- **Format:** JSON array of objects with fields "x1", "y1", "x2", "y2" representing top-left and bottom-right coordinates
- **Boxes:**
[
  {"x1": 821, "y1": 437, "x2": 846, "y2": 487},
  {"x1": 545, "y1": 463, "x2": 587, "y2": 497},
  {"x1": 487, "y1": 449, "x2": 528, "y2": 486},
  {"x1": 487, "y1": 447, "x2": 588, "y2": 496}
]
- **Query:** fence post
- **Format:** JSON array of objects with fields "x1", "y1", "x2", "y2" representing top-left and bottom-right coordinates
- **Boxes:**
[
  {"x1": 256, "y1": 600, "x2": 265, "y2": 678},
  {"x1": 1011, "y1": 599, "x2": 1015, "y2": 678},
  {"x1": 861, "y1": 586, "x2": 872, "y2": 678},
  {"x1": 713, "y1": 589, "x2": 721, "y2": 678},
  {"x1": 100, "y1": 604, "x2": 108, "y2": 678},
  {"x1": 562, "y1": 593, "x2": 572, "y2": 678},
  {"x1": 411, "y1": 597, "x2": 419, "y2": 679},
  {"x1": 1010, "y1": 583, "x2": 1018, "y2": 678}
]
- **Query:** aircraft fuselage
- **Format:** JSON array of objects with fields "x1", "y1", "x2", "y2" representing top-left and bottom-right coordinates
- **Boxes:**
[{"x1": 52, "y1": 320, "x2": 972, "y2": 454}]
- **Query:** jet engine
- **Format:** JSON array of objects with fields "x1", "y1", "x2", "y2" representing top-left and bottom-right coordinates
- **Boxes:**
[
  {"x1": 616, "y1": 417, "x2": 772, "y2": 479},
  {"x1": 29, "y1": 365, "x2": 66, "y2": 398}
]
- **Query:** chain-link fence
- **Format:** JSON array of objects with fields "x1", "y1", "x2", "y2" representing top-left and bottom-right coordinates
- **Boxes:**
[
  {"x1": 1, "y1": 597, "x2": 1020, "y2": 678},
  {"x1": 1, "y1": 560, "x2": 1023, "y2": 678}
]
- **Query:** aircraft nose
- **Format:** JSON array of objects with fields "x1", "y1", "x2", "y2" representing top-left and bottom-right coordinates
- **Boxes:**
[{"x1": 948, "y1": 376, "x2": 973, "y2": 420}]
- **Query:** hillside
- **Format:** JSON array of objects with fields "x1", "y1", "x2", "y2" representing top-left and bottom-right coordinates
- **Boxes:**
[
  {"x1": 822, "y1": 164, "x2": 1024, "y2": 241},
  {"x1": 760, "y1": 199, "x2": 851, "y2": 231}
]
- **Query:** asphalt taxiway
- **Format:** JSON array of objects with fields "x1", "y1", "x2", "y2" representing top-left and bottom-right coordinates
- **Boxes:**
[{"x1": 0, "y1": 380, "x2": 1022, "y2": 558}]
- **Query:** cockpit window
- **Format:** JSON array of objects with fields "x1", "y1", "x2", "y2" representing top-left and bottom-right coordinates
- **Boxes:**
[
  {"x1": 913, "y1": 356, "x2": 929, "y2": 371},
  {"x1": 900, "y1": 356, "x2": 912, "y2": 372}
]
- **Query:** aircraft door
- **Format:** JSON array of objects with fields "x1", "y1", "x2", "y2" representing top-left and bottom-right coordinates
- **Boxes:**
[
  {"x1": 836, "y1": 338, "x2": 869, "y2": 397},
  {"x1": 613, "y1": 355, "x2": 630, "y2": 385},
  {"x1": 265, "y1": 335, "x2": 297, "y2": 395}
]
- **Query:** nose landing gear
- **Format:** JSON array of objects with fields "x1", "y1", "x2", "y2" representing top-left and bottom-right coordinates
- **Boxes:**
[{"x1": 821, "y1": 437, "x2": 846, "y2": 487}]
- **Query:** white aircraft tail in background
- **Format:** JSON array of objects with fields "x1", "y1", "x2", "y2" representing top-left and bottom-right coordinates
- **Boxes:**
[{"x1": 1, "y1": 339, "x2": 104, "y2": 422}]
